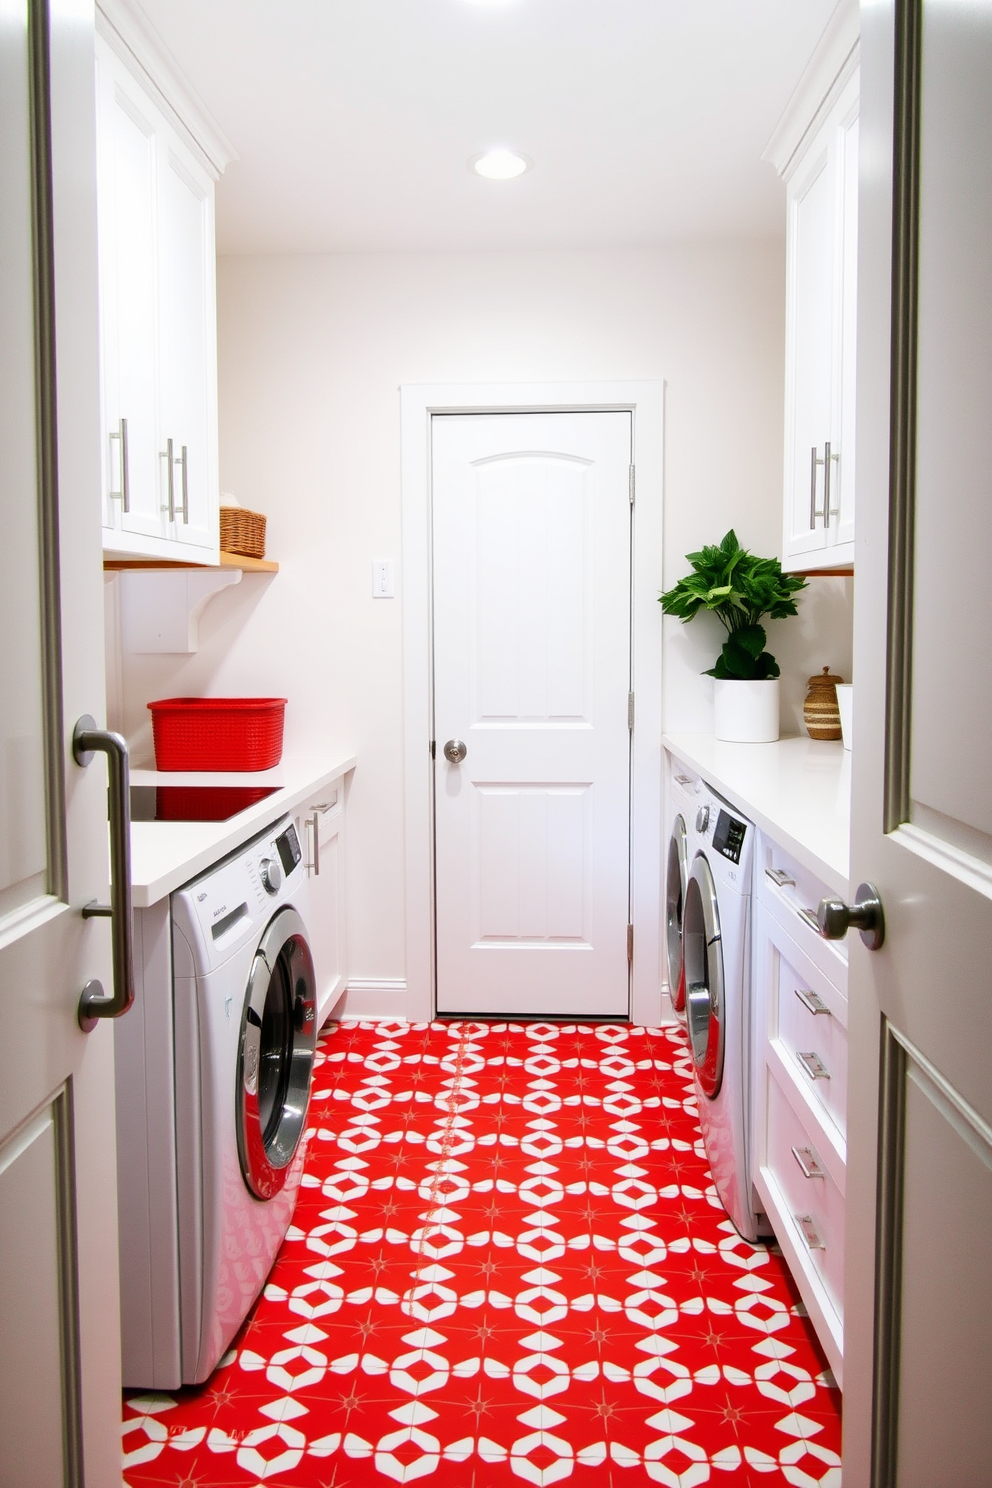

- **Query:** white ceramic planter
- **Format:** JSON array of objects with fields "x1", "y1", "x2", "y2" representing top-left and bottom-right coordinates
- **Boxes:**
[{"x1": 713, "y1": 678, "x2": 780, "y2": 743}]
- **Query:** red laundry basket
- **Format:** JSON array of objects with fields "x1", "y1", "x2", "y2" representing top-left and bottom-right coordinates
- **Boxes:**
[{"x1": 148, "y1": 697, "x2": 287, "y2": 772}]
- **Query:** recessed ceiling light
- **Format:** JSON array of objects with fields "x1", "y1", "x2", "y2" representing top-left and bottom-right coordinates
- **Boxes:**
[{"x1": 470, "y1": 149, "x2": 531, "y2": 180}]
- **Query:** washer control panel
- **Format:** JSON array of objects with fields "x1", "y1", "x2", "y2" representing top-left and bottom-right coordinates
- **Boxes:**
[
  {"x1": 713, "y1": 809, "x2": 747, "y2": 864},
  {"x1": 181, "y1": 815, "x2": 306, "y2": 957}
]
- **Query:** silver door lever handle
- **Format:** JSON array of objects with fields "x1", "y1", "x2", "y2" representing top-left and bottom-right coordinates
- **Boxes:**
[
  {"x1": 73, "y1": 716, "x2": 135, "y2": 1030},
  {"x1": 443, "y1": 739, "x2": 467, "y2": 763},
  {"x1": 817, "y1": 882, "x2": 885, "y2": 950}
]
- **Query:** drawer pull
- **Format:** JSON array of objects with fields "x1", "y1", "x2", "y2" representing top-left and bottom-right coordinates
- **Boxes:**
[
  {"x1": 792, "y1": 1144, "x2": 825, "y2": 1180},
  {"x1": 765, "y1": 866, "x2": 796, "y2": 888},
  {"x1": 796, "y1": 1213, "x2": 825, "y2": 1250},
  {"x1": 797, "y1": 1050, "x2": 830, "y2": 1081},
  {"x1": 795, "y1": 986, "x2": 831, "y2": 1017},
  {"x1": 674, "y1": 773, "x2": 693, "y2": 786},
  {"x1": 797, "y1": 906, "x2": 821, "y2": 933}
]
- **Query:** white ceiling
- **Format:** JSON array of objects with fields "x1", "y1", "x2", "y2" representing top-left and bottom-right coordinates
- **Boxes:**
[{"x1": 135, "y1": 0, "x2": 839, "y2": 256}]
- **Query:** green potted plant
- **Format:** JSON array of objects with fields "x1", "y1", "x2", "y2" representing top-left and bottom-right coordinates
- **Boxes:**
[{"x1": 660, "y1": 530, "x2": 807, "y2": 742}]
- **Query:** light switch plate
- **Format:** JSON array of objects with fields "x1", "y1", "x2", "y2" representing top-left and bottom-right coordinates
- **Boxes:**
[{"x1": 372, "y1": 560, "x2": 395, "y2": 598}]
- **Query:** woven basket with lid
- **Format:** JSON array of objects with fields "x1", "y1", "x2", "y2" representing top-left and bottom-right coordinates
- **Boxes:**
[{"x1": 804, "y1": 667, "x2": 844, "y2": 740}]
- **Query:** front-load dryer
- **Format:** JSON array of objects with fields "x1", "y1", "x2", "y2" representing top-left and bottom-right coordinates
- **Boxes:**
[
  {"x1": 682, "y1": 787, "x2": 768, "y2": 1242},
  {"x1": 116, "y1": 815, "x2": 317, "y2": 1388}
]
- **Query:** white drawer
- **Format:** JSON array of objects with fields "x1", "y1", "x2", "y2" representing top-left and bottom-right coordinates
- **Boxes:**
[
  {"x1": 756, "y1": 834, "x2": 848, "y2": 989},
  {"x1": 763, "y1": 1063, "x2": 845, "y2": 1330},
  {"x1": 761, "y1": 908, "x2": 848, "y2": 1142}
]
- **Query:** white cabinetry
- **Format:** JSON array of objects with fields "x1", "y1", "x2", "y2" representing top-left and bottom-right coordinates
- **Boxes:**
[
  {"x1": 95, "y1": 25, "x2": 226, "y2": 561},
  {"x1": 295, "y1": 785, "x2": 348, "y2": 1027},
  {"x1": 752, "y1": 834, "x2": 848, "y2": 1384},
  {"x1": 766, "y1": 5, "x2": 859, "y2": 572}
]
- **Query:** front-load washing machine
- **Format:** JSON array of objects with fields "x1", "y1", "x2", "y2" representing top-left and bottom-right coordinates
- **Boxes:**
[
  {"x1": 116, "y1": 815, "x2": 317, "y2": 1388},
  {"x1": 682, "y1": 786, "x2": 768, "y2": 1242},
  {"x1": 665, "y1": 759, "x2": 703, "y2": 1020}
]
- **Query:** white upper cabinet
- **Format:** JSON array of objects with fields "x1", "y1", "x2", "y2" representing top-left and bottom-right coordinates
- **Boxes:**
[
  {"x1": 766, "y1": 3, "x2": 859, "y2": 572},
  {"x1": 95, "y1": 10, "x2": 232, "y2": 562}
]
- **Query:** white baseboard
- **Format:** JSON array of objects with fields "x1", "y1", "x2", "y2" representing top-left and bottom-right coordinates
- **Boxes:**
[
  {"x1": 326, "y1": 979, "x2": 410, "y2": 1023},
  {"x1": 320, "y1": 979, "x2": 680, "y2": 1029}
]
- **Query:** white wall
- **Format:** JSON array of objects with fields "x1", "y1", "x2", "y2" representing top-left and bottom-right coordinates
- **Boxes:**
[{"x1": 114, "y1": 243, "x2": 853, "y2": 994}]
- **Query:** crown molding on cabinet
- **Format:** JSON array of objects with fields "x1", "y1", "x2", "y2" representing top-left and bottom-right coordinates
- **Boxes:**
[
  {"x1": 762, "y1": 0, "x2": 860, "y2": 180},
  {"x1": 96, "y1": 0, "x2": 238, "y2": 179}
]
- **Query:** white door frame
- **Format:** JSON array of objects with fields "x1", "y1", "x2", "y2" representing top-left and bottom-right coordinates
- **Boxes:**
[{"x1": 400, "y1": 381, "x2": 664, "y2": 1025}]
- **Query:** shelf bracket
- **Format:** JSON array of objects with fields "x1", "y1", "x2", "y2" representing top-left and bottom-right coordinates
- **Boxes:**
[{"x1": 118, "y1": 568, "x2": 242, "y2": 653}]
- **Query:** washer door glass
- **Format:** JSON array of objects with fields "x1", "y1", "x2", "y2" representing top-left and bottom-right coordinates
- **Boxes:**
[
  {"x1": 238, "y1": 907, "x2": 317, "y2": 1199},
  {"x1": 666, "y1": 815, "x2": 689, "y2": 1013},
  {"x1": 683, "y1": 856, "x2": 725, "y2": 1100}
]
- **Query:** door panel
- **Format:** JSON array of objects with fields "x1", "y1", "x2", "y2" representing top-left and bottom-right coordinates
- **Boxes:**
[
  {"x1": 845, "y1": 0, "x2": 992, "y2": 1480},
  {"x1": 0, "y1": 2, "x2": 122, "y2": 1482},
  {"x1": 475, "y1": 784, "x2": 592, "y2": 944},
  {"x1": 0, "y1": 1095, "x2": 76, "y2": 1488},
  {"x1": 433, "y1": 412, "x2": 631, "y2": 1017},
  {"x1": 890, "y1": 1046, "x2": 992, "y2": 1488},
  {"x1": 97, "y1": 56, "x2": 161, "y2": 542},
  {"x1": 0, "y1": 0, "x2": 48, "y2": 921},
  {"x1": 158, "y1": 140, "x2": 216, "y2": 550},
  {"x1": 787, "y1": 146, "x2": 834, "y2": 557}
]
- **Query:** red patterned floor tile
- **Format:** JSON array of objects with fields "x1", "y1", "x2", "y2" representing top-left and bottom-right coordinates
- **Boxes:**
[{"x1": 122, "y1": 1020, "x2": 841, "y2": 1486}]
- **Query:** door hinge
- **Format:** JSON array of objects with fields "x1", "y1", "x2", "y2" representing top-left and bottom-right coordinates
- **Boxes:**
[
  {"x1": 629, "y1": 465, "x2": 635, "y2": 505},
  {"x1": 628, "y1": 692, "x2": 635, "y2": 729},
  {"x1": 627, "y1": 923, "x2": 634, "y2": 963},
  {"x1": 430, "y1": 739, "x2": 436, "y2": 759}
]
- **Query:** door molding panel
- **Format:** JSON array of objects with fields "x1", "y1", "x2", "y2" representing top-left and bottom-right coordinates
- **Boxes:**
[{"x1": 401, "y1": 382, "x2": 664, "y2": 1024}]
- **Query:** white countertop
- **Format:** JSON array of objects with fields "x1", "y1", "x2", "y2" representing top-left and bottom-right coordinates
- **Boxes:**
[
  {"x1": 129, "y1": 753, "x2": 357, "y2": 907},
  {"x1": 663, "y1": 732, "x2": 850, "y2": 896}
]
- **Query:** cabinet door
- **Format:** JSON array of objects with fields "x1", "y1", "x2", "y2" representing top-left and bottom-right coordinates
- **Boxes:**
[
  {"x1": 96, "y1": 46, "x2": 163, "y2": 546},
  {"x1": 157, "y1": 137, "x2": 218, "y2": 556},
  {"x1": 298, "y1": 792, "x2": 347, "y2": 1026},
  {"x1": 830, "y1": 98, "x2": 859, "y2": 552},
  {"x1": 784, "y1": 133, "x2": 836, "y2": 564}
]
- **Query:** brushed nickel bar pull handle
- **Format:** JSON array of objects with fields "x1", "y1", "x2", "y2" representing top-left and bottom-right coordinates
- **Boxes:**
[
  {"x1": 765, "y1": 866, "x2": 796, "y2": 888},
  {"x1": 792, "y1": 1145, "x2": 825, "y2": 1180},
  {"x1": 828, "y1": 446, "x2": 841, "y2": 517},
  {"x1": 121, "y1": 416, "x2": 130, "y2": 513},
  {"x1": 309, "y1": 812, "x2": 320, "y2": 876},
  {"x1": 797, "y1": 1049, "x2": 830, "y2": 1081},
  {"x1": 73, "y1": 716, "x2": 134, "y2": 1032},
  {"x1": 109, "y1": 418, "x2": 130, "y2": 512},
  {"x1": 823, "y1": 440, "x2": 832, "y2": 526},
  {"x1": 797, "y1": 906, "x2": 821, "y2": 933},
  {"x1": 809, "y1": 446, "x2": 824, "y2": 528},
  {"x1": 795, "y1": 985, "x2": 831, "y2": 1017},
  {"x1": 796, "y1": 1213, "x2": 825, "y2": 1250},
  {"x1": 162, "y1": 436, "x2": 175, "y2": 520},
  {"x1": 178, "y1": 444, "x2": 189, "y2": 523}
]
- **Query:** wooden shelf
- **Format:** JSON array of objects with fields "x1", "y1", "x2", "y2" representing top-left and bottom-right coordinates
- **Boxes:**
[
  {"x1": 104, "y1": 549, "x2": 279, "y2": 574},
  {"x1": 796, "y1": 567, "x2": 854, "y2": 578}
]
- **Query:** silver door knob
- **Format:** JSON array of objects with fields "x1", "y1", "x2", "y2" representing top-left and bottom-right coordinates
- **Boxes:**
[
  {"x1": 443, "y1": 739, "x2": 467, "y2": 763},
  {"x1": 817, "y1": 882, "x2": 885, "y2": 950}
]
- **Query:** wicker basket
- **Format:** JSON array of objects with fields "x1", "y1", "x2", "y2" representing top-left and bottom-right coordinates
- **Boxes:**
[{"x1": 220, "y1": 505, "x2": 267, "y2": 559}]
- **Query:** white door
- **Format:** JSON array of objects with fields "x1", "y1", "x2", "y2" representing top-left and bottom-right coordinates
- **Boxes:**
[
  {"x1": 0, "y1": 4, "x2": 123, "y2": 1483},
  {"x1": 843, "y1": 3, "x2": 992, "y2": 1482},
  {"x1": 432, "y1": 411, "x2": 632, "y2": 1018}
]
